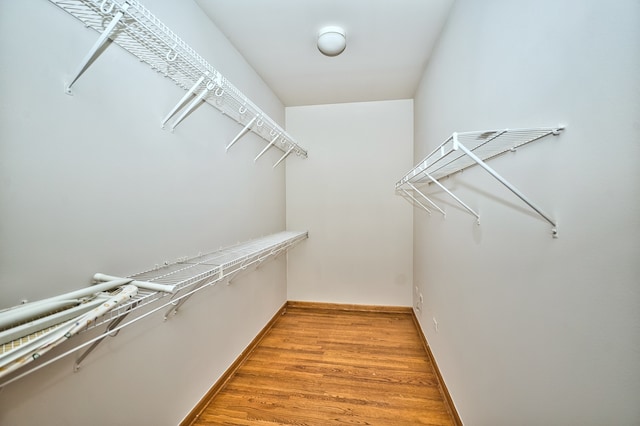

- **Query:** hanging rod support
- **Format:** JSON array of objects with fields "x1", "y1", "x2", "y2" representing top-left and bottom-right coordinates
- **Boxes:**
[
  {"x1": 65, "y1": 3, "x2": 130, "y2": 95},
  {"x1": 226, "y1": 116, "x2": 257, "y2": 151},
  {"x1": 453, "y1": 134, "x2": 557, "y2": 236},
  {"x1": 161, "y1": 74, "x2": 206, "y2": 128}
]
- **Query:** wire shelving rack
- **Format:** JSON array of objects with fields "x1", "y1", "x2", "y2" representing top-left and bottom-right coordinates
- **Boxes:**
[
  {"x1": 396, "y1": 126, "x2": 564, "y2": 237},
  {"x1": 0, "y1": 231, "x2": 308, "y2": 387},
  {"x1": 48, "y1": 0, "x2": 307, "y2": 167}
]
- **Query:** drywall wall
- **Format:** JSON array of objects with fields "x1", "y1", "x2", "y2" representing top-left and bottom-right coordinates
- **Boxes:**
[
  {"x1": 286, "y1": 100, "x2": 413, "y2": 306},
  {"x1": 412, "y1": 0, "x2": 640, "y2": 424},
  {"x1": 0, "y1": 1, "x2": 292, "y2": 424}
]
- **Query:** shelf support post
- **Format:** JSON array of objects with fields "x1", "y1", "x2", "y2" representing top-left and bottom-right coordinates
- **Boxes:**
[
  {"x1": 254, "y1": 133, "x2": 280, "y2": 162},
  {"x1": 400, "y1": 188, "x2": 432, "y2": 215},
  {"x1": 453, "y1": 134, "x2": 557, "y2": 237},
  {"x1": 407, "y1": 182, "x2": 446, "y2": 216},
  {"x1": 425, "y1": 173, "x2": 480, "y2": 223},
  {"x1": 272, "y1": 145, "x2": 295, "y2": 168},
  {"x1": 161, "y1": 74, "x2": 206, "y2": 128},
  {"x1": 170, "y1": 80, "x2": 215, "y2": 131},
  {"x1": 225, "y1": 257, "x2": 250, "y2": 285},
  {"x1": 227, "y1": 116, "x2": 258, "y2": 151},
  {"x1": 65, "y1": 3, "x2": 130, "y2": 95}
]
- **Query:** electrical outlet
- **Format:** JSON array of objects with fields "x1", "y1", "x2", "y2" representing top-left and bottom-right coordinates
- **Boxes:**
[{"x1": 432, "y1": 317, "x2": 439, "y2": 333}]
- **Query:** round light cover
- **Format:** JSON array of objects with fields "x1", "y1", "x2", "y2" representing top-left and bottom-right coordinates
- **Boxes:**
[{"x1": 317, "y1": 26, "x2": 346, "y2": 57}]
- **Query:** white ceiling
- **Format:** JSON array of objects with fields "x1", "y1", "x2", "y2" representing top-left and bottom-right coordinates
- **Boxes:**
[{"x1": 195, "y1": 0, "x2": 454, "y2": 106}]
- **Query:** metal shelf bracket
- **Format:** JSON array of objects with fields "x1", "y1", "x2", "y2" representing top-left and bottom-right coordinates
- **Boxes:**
[
  {"x1": 65, "y1": 2, "x2": 130, "y2": 94},
  {"x1": 452, "y1": 133, "x2": 557, "y2": 235},
  {"x1": 161, "y1": 74, "x2": 207, "y2": 128},
  {"x1": 74, "y1": 303, "x2": 136, "y2": 372},
  {"x1": 227, "y1": 115, "x2": 258, "y2": 151},
  {"x1": 252, "y1": 132, "x2": 279, "y2": 162},
  {"x1": 424, "y1": 173, "x2": 479, "y2": 223},
  {"x1": 407, "y1": 182, "x2": 446, "y2": 217},
  {"x1": 273, "y1": 145, "x2": 295, "y2": 168},
  {"x1": 163, "y1": 276, "x2": 212, "y2": 320},
  {"x1": 169, "y1": 79, "x2": 217, "y2": 132}
]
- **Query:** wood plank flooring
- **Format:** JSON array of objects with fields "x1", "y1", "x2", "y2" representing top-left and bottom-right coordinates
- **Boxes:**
[{"x1": 192, "y1": 305, "x2": 455, "y2": 425}]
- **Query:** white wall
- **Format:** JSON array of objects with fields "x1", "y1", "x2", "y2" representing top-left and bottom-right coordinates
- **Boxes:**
[
  {"x1": 413, "y1": 0, "x2": 640, "y2": 424},
  {"x1": 286, "y1": 100, "x2": 413, "y2": 307},
  {"x1": 0, "y1": 1, "x2": 291, "y2": 424}
]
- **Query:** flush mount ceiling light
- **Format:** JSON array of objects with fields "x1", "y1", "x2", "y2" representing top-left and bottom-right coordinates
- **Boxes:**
[{"x1": 317, "y1": 26, "x2": 346, "y2": 57}]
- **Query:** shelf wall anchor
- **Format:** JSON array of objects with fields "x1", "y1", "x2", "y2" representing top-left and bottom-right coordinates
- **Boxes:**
[
  {"x1": 65, "y1": 2, "x2": 130, "y2": 95},
  {"x1": 74, "y1": 307, "x2": 134, "y2": 372}
]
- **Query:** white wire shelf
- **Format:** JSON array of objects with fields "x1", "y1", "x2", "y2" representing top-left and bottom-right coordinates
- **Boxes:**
[
  {"x1": 396, "y1": 126, "x2": 564, "y2": 237},
  {"x1": 48, "y1": 0, "x2": 307, "y2": 167},
  {"x1": 0, "y1": 230, "x2": 308, "y2": 386}
]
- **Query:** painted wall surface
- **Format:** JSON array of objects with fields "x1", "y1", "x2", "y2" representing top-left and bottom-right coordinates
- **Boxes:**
[
  {"x1": 412, "y1": 0, "x2": 640, "y2": 424},
  {"x1": 286, "y1": 100, "x2": 413, "y2": 307},
  {"x1": 0, "y1": 1, "x2": 290, "y2": 424}
]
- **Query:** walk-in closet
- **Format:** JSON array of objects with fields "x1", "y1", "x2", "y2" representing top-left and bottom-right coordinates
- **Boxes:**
[{"x1": 1, "y1": 1, "x2": 638, "y2": 425}]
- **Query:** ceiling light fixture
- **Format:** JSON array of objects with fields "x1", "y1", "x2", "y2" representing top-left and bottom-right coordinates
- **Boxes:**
[{"x1": 317, "y1": 26, "x2": 346, "y2": 57}]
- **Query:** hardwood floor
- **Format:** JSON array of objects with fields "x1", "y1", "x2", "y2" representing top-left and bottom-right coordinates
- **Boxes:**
[{"x1": 192, "y1": 305, "x2": 455, "y2": 425}]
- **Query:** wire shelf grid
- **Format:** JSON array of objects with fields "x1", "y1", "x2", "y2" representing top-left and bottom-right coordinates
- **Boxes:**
[
  {"x1": 395, "y1": 126, "x2": 564, "y2": 236},
  {"x1": 49, "y1": 0, "x2": 307, "y2": 160},
  {"x1": 89, "y1": 231, "x2": 307, "y2": 330},
  {"x1": 0, "y1": 231, "x2": 307, "y2": 385},
  {"x1": 397, "y1": 127, "x2": 562, "y2": 187}
]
